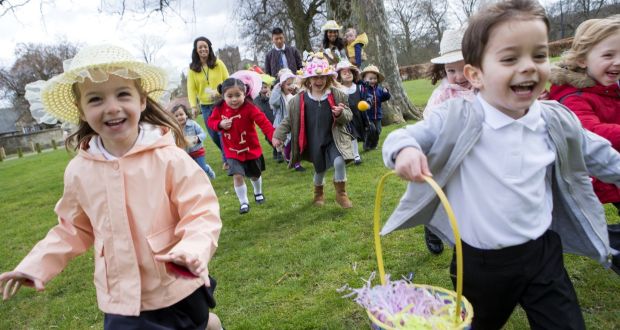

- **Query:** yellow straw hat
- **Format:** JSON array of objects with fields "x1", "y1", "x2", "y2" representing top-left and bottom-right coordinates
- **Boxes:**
[
  {"x1": 39, "y1": 44, "x2": 168, "y2": 124},
  {"x1": 361, "y1": 65, "x2": 385, "y2": 83}
]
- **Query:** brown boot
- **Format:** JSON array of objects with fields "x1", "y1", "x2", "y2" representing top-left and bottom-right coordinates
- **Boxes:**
[
  {"x1": 333, "y1": 181, "x2": 353, "y2": 208},
  {"x1": 313, "y1": 185, "x2": 325, "y2": 206}
]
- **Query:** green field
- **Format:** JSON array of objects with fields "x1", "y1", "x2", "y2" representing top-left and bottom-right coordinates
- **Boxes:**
[{"x1": 1, "y1": 82, "x2": 618, "y2": 329}]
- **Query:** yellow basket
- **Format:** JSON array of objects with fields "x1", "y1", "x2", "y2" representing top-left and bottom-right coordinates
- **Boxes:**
[{"x1": 369, "y1": 171, "x2": 473, "y2": 329}]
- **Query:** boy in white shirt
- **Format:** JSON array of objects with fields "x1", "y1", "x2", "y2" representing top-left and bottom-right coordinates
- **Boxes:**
[{"x1": 382, "y1": 0, "x2": 619, "y2": 329}]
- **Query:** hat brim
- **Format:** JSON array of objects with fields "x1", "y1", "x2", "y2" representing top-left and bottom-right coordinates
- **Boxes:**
[
  {"x1": 362, "y1": 70, "x2": 385, "y2": 83},
  {"x1": 41, "y1": 61, "x2": 168, "y2": 124},
  {"x1": 430, "y1": 50, "x2": 464, "y2": 64}
]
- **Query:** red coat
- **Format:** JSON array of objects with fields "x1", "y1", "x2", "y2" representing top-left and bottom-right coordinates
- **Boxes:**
[
  {"x1": 549, "y1": 64, "x2": 620, "y2": 203},
  {"x1": 207, "y1": 101, "x2": 275, "y2": 161}
]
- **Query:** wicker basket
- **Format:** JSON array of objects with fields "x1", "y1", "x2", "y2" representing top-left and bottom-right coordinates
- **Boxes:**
[{"x1": 369, "y1": 172, "x2": 473, "y2": 329}]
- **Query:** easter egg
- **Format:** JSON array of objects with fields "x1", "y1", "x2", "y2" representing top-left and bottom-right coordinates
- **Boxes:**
[
  {"x1": 315, "y1": 68, "x2": 323, "y2": 74},
  {"x1": 357, "y1": 100, "x2": 370, "y2": 111}
]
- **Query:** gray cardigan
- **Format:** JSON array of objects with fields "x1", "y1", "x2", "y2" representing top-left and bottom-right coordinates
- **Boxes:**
[{"x1": 382, "y1": 97, "x2": 620, "y2": 266}]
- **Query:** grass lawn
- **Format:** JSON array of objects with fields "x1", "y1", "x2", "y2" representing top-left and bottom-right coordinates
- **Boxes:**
[{"x1": 1, "y1": 84, "x2": 619, "y2": 329}]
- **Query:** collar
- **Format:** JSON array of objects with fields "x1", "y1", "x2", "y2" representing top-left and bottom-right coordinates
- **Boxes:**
[
  {"x1": 478, "y1": 94, "x2": 542, "y2": 131},
  {"x1": 88, "y1": 123, "x2": 162, "y2": 159},
  {"x1": 274, "y1": 44, "x2": 286, "y2": 51},
  {"x1": 306, "y1": 89, "x2": 331, "y2": 101}
]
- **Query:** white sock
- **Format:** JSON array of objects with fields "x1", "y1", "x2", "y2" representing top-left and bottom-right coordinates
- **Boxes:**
[
  {"x1": 251, "y1": 176, "x2": 263, "y2": 195},
  {"x1": 234, "y1": 183, "x2": 249, "y2": 204}
]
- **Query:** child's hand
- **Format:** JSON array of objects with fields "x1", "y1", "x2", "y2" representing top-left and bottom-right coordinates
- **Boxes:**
[
  {"x1": 332, "y1": 103, "x2": 346, "y2": 117},
  {"x1": 185, "y1": 136, "x2": 198, "y2": 146},
  {"x1": 155, "y1": 252, "x2": 210, "y2": 287},
  {"x1": 272, "y1": 137, "x2": 283, "y2": 148},
  {"x1": 0, "y1": 271, "x2": 45, "y2": 301},
  {"x1": 394, "y1": 147, "x2": 432, "y2": 182},
  {"x1": 219, "y1": 118, "x2": 232, "y2": 130}
]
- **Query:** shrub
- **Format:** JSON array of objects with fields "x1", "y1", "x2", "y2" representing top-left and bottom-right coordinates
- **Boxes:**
[
  {"x1": 35, "y1": 143, "x2": 42, "y2": 154},
  {"x1": 51, "y1": 139, "x2": 58, "y2": 150},
  {"x1": 17, "y1": 147, "x2": 23, "y2": 158}
]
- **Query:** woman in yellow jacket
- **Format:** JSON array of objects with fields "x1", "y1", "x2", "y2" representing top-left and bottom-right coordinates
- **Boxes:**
[{"x1": 187, "y1": 36, "x2": 230, "y2": 169}]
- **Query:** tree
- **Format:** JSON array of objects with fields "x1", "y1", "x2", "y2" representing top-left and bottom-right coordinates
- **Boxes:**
[
  {"x1": 450, "y1": 0, "x2": 481, "y2": 26},
  {"x1": 386, "y1": 0, "x2": 436, "y2": 65},
  {"x1": 0, "y1": 41, "x2": 79, "y2": 124},
  {"x1": 135, "y1": 34, "x2": 165, "y2": 64},
  {"x1": 329, "y1": 0, "x2": 419, "y2": 122},
  {"x1": 422, "y1": 0, "x2": 449, "y2": 48}
]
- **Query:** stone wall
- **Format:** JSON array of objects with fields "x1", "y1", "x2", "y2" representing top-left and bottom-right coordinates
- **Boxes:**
[{"x1": 0, "y1": 128, "x2": 64, "y2": 155}]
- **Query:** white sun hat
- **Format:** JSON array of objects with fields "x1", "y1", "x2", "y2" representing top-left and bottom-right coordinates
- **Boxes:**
[
  {"x1": 35, "y1": 44, "x2": 169, "y2": 124},
  {"x1": 321, "y1": 20, "x2": 342, "y2": 32},
  {"x1": 430, "y1": 28, "x2": 466, "y2": 64}
]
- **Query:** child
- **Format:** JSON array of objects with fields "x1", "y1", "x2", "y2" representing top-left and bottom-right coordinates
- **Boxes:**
[
  {"x1": 360, "y1": 65, "x2": 391, "y2": 151},
  {"x1": 270, "y1": 69, "x2": 305, "y2": 171},
  {"x1": 421, "y1": 27, "x2": 475, "y2": 255},
  {"x1": 336, "y1": 60, "x2": 370, "y2": 165},
  {"x1": 208, "y1": 78, "x2": 275, "y2": 214},
  {"x1": 549, "y1": 16, "x2": 620, "y2": 264},
  {"x1": 0, "y1": 44, "x2": 222, "y2": 329},
  {"x1": 422, "y1": 27, "x2": 474, "y2": 120},
  {"x1": 254, "y1": 79, "x2": 278, "y2": 161},
  {"x1": 382, "y1": 1, "x2": 619, "y2": 329},
  {"x1": 272, "y1": 56, "x2": 354, "y2": 208},
  {"x1": 344, "y1": 27, "x2": 368, "y2": 68},
  {"x1": 172, "y1": 103, "x2": 217, "y2": 179}
]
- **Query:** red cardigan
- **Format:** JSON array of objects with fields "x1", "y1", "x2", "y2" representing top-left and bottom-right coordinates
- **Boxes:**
[
  {"x1": 207, "y1": 101, "x2": 275, "y2": 161},
  {"x1": 549, "y1": 65, "x2": 620, "y2": 203}
]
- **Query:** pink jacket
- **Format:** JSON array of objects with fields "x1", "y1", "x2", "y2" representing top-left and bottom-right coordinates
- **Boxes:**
[
  {"x1": 14, "y1": 128, "x2": 221, "y2": 316},
  {"x1": 423, "y1": 78, "x2": 475, "y2": 119}
]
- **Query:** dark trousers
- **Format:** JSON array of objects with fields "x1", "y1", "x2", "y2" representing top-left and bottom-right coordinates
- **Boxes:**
[
  {"x1": 450, "y1": 230, "x2": 585, "y2": 330},
  {"x1": 104, "y1": 286, "x2": 212, "y2": 330}
]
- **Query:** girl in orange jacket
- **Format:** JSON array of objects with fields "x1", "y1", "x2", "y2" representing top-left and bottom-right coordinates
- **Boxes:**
[{"x1": 0, "y1": 44, "x2": 222, "y2": 330}]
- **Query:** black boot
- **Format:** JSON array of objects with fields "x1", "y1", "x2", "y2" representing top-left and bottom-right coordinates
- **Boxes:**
[{"x1": 424, "y1": 226, "x2": 444, "y2": 255}]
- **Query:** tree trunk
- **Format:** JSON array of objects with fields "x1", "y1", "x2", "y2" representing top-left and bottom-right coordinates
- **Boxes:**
[{"x1": 328, "y1": 0, "x2": 420, "y2": 123}]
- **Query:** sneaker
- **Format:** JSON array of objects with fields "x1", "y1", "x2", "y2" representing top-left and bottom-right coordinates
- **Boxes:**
[
  {"x1": 424, "y1": 227, "x2": 444, "y2": 255},
  {"x1": 294, "y1": 164, "x2": 306, "y2": 172},
  {"x1": 206, "y1": 166, "x2": 216, "y2": 179},
  {"x1": 254, "y1": 193, "x2": 265, "y2": 204},
  {"x1": 239, "y1": 203, "x2": 250, "y2": 214},
  {"x1": 354, "y1": 157, "x2": 362, "y2": 165},
  {"x1": 222, "y1": 162, "x2": 230, "y2": 171}
]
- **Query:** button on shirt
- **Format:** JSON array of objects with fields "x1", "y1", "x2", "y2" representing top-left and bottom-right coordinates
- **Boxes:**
[{"x1": 445, "y1": 95, "x2": 556, "y2": 249}]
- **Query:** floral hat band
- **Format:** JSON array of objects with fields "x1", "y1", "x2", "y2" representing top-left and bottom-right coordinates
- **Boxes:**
[
  {"x1": 27, "y1": 44, "x2": 169, "y2": 124},
  {"x1": 301, "y1": 54, "x2": 338, "y2": 79}
]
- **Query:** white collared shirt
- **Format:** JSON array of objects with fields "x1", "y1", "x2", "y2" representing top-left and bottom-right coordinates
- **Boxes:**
[{"x1": 444, "y1": 94, "x2": 556, "y2": 249}]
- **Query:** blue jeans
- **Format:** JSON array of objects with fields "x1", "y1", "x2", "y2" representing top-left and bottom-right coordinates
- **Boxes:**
[
  {"x1": 201, "y1": 104, "x2": 227, "y2": 162},
  {"x1": 193, "y1": 155, "x2": 215, "y2": 178}
]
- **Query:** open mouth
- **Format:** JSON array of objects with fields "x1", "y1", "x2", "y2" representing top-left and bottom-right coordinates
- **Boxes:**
[
  {"x1": 606, "y1": 70, "x2": 619, "y2": 79},
  {"x1": 510, "y1": 81, "x2": 537, "y2": 95},
  {"x1": 105, "y1": 118, "x2": 126, "y2": 127}
]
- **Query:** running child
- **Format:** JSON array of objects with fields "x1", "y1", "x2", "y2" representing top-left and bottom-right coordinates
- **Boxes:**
[{"x1": 172, "y1": 103, "x2": 216, "y2": 179}]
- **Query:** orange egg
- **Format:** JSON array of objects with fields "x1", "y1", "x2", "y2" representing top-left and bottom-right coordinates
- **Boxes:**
[{"x1": 357, "y1": 100, "x2": 370, "y2": 111}]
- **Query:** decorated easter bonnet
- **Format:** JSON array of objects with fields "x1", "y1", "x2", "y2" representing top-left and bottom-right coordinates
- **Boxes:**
[
  {"x1": 321, "y1": 20, "x2": 342, "y2": 32},
  {"x1": 301, "y1": 54, "x2": 338, "y2": 79},
  {"x1": 231, "y1": 70, "x2": 263, "y2": 99},
  {"x1": 28, "y1": 44, "x2": 169, "y2": 125},
  {"x1": 361, "y1": 65, "x2": 385, "y2": 83},
  {"x1": 430, "y1": 28, "x2": 465, "y2": 64}
]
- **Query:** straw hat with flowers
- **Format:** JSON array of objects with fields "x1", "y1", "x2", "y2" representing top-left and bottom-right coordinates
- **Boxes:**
[
  {"x1": 34, "y1": 44, "x2": 168, "y2": 124},
  {"x1": 301, "y1": 55, "x2": 338, "y2": 79}
]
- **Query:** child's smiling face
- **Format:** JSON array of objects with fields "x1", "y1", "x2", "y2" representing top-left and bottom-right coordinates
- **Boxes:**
[
  {"x1": 76, "y1": 75, "x2": 146, "y2": 156},
  {"x1": 339, "y1": 69, "x2": 354, "y2": 84},
  {"x1": 578, "y1": 31, "x2": 620, "y2": 86},
  {"x1": 364, "y1": 72, "x2": 378, "y2": 86},
  {"x1": 173, "y1": 108, "x2": 187, "y2": 126},
  {"x1": 465, "y1": 19, "x2": 550, "y2": 119},
  {"x1": 224, "y1": 86, "x2": 246, "y2": 109},
  {"x1": 445, "y1": 60, "x2": 471, "y2": 89}
]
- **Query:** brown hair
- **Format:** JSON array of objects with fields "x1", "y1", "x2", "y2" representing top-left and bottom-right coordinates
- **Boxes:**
[
  {"x1": 560, "y1": 16, "x2": 620, "y2": 71},
  {"x1": 301, "y1": 75, "x2": 335, "y2": 91},
  {"x1": 462, "y1": 0, "x2": 549, "y2": 69},
  {"x1": 171, "y1": 103, "x2": 192, "y2": 119},
  {"x1": 426, "y1": 63, "x2": 446, "y2": 85},
  {"x1": 67, "y1": 79, "x2": 186, "y2": 151}
]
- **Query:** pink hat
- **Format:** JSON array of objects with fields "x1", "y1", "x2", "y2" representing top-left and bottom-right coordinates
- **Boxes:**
[
  {"x1": 301, "y1": 56, "x2": 337, "y2": 79},
  {"x1": 230, "y1": 70, "x2": 263, "y2": 99}
]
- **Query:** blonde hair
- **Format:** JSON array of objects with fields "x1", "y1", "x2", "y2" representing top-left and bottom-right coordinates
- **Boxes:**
[
  {"x1": 67, "y1": 78, "x2": 186, "y2": 150},
  {"x1": 561, "y1": 15, "x2": 620, "y2": 71}
]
